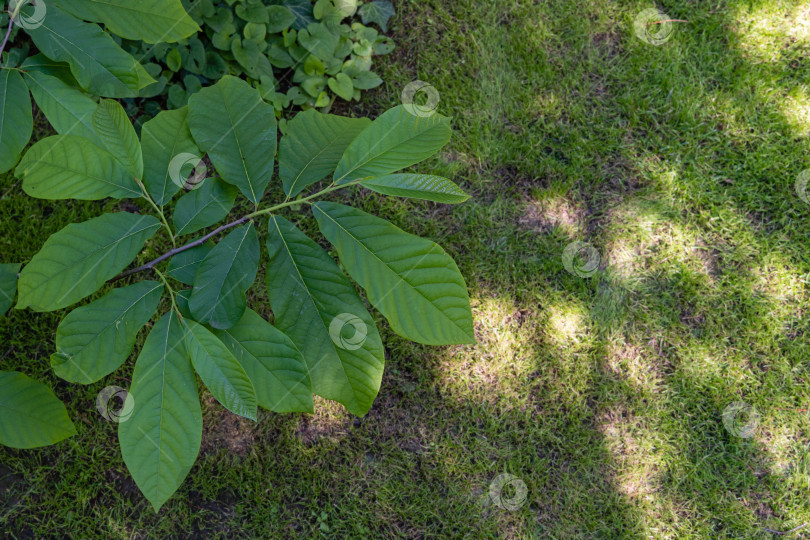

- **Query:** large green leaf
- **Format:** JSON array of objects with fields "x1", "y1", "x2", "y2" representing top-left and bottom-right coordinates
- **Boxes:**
[
  {"x1": 93, "y1": 99, "x2": 143, "y2": 179},
  {"x1": 51, "y1": 281, "x2": 163, "y2": 384},
  {"x1": 0, "y1": 70, "x2": 33, "y2": 174},
  {"x1": 119, "y1": 313, "x2": 201, "y2": 512},
  {"x1": 214, "y1": 309, "x2": 313, "y2": 413},
  {"x1": 266, "y1": 215, "x2": 384, "y2": 416},
  {"x1": 173, "y1": 178, "x2": 238, "y2": 236},
  {"x1": 184, "y1": 320, "x2": 257, "y2": 420},
  {"x1": 0, "y1": 263, "x2": 20, "y2": 317},
  {"x1": 166, "y1": 243, "x2": 214, "y2": 285},
  {"x1": 21, "y1": 67, "x2": 101, "y2": 145},
  {"x1": 333, "y1": 105, "x2": 451, "y2": 184},
  {"x1": 188, "y1": 223, "x2": 259, "y2": 329},
  {"x1": 312, "y1": 202, "x2": 474, "y2": 345},
  {"x1": 360, "y1": 174, "x2": 470, "y2": 204},
  {"x1": 26, "y1": 5, "x2": 155, "y2": 97},
  {"x1": 187, "y1": 76, "x2": 277, "y2": 204},
  {"x1": 0, "y1": 371, "x2": 77, "y2": 449},
  {"x1": 56, "y1": 0, "x2": 199, "y2": 43},
  {"x1": 278, "y1": 109, "x2": 370, "y2": 197},
  {"x1": 140, "y1": 107, "x2": 200, "y2": 206},
  {"x1": 16, "y1": 213, "x2": 160, "y2": 312},
  {"x1": 16, "y1": 135, "x2": 141, "y2": 200}
]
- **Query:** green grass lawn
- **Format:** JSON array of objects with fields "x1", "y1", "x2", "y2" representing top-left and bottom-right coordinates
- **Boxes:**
[{"x1": 4, "y1": 0, "x2": 810, "y2": 537}]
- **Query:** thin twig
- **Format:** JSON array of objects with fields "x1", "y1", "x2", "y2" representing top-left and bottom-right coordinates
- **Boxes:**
[
  {"x1": 0, "y1": 10, "x2": 16, "y2": 60},
  {"x1": 763, "y1": 522, "x2": 808, "y2": 535}
]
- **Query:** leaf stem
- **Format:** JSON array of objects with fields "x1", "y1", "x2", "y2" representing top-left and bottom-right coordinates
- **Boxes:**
[
  {"x1": 152, "y1": 266, "x2": 182, "y2": 322},
  {"x1": 111, "y1": 179, "x2": 364, "y2": 282},
  {"x1": 0, "y1": 3, "x2": 22, "y2": 61},
  {"x1": 135, "y1": 177, "x2": 176, "y2": 247}
]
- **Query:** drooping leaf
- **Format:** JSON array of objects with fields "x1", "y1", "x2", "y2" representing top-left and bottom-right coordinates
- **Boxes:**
[
  {"x1": 312, "y1": 202, "x2": 475, "y2": 345},
  {"x1": 278, "y1": 109, "x2": 370, "y2": 197},
  {"x1": 166, "y1": 243, "x2": 214, "y2": 285},
  {"x1": 16, "y1": 135, "x2": 141, "y2": 200},
  {"x1": 214, "y1": 309, "x2": 313, "y2": 413},
  {"x1": 119, "y1": 313, "x2": 201, "y2": 512},
  {"x1": 187, "y1": 76, "x2": 277, "y2": 204},
  {"x1": 0, "y1": 371, "x2": 77, "y2": 449},
  {"x1": 360, "y1": 174, "x2": 470, "y2": 203},
  {"x1": 184, "y1": 319, "x2": 257, "y2": 420},
  {"x1": 0, "y1": 263, "x2": 20, "y2": 317},
  {"x1": 93, "y1": 99, "x2": 143, "y2": 178},
  {"x1": 188, "y1": 223, "x2": 259, "y2": 329},
  {"x1": 358, "y1": 0, "x2": 395, "y2": 31},
  {"x1": 333, "y1": 106, "x2": 451, "y2": 184},
  {"x1": 266, "y1": 215, "x2": 384, "y2": 416},
  {"x1": 51, "y1": 281, "x2": 163, "y2": 384},
  {"x1": 140, "y1": 107, "x2": 201, "y2": 206},
  {"x1": 173, "y1": 178, "x2": 238, "y2": 236},
  {"x1": 16, "y1": 213, "x2": 160, "y2": 312},
  {"x1": 0, "y1": 70, "x2": 32, "y2": 174},
  {"x1": 21, "y1": 66, "x2": 100, "y2": 145},
  {"x1": 56, "y1": 0, "x2": 200, "y2": 43}
]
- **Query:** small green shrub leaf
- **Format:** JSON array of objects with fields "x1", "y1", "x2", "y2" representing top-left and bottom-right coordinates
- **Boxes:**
[
  {"x1": 278, "y1": 109, "x2": 370, "y2": 197},
  {"x1": 119, "y1": 313, "x2": 201, "y2": 512},
  {"x1": 187, "y1": 76, "x2": 277, "y2": 204},
  {"x1": 358, "y1": 0, "x2": 395, "y2": 31},
  {"x1": 0, "y1": 371, "x2": 77, "y2": 449},
  {"x1": 17, "y1": 135, "x2": 141, "y2": 200},
  {"x1": 214, "y1": 309, "x2": 313, "y2": 413},
  {"x1": 56, "y1": 0, "x2": 200, "y2": 43},
  {"x1": 26, "y1": 5, "x2": 155, "y2": 97},
  {"x1": 16, "y1": 213, "x2": 160, "y2": 312},
  {"x1": 283, "y1": 0, "x2": 316, "y2": 30},
  {"x1": 189, "y1": 223, "x2": 259, "y2": 329},
  {"x1": 327, "y1": 73, "x2": 354, "y2": 101},
  {"x1": 360, "y1": 174, "x2": 470, "y2": 203},
  {"x1": 0, "y1": 70, "x2": 32, "y2": 174},
  {"x1": 184, "y1": 319, "x2": 258, "y2": 420},
  {"x1": 51, "y1": 281, "x2": 163, "y2": 384},
  {"x1": 312, "y1": 202, "x2": 475, "y2": 345},
  {"x1": 0, "y1": 264, "x2": 20, "y2": 318},
  {"x1": 266, "y1": 5, "x2": 296, "y2": 33},
  {"x1": 333, "y1": 106, "x2": 451, "y2": 184},
  {"x1": 173, "y1": 178, "x2": 238, "y2": 236},
  {"x1": 140, "y1": 107, "x2": 200, "y2": 206},
  {"x1": 167, "y1": 243, "x2": 214, "y2": 285},
  {"x1": 93, "y1": 99, "x2": 144, "y2": 179},
  {"x1": 266, "y1": 215, "x2": 384, "y2": 416}
]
